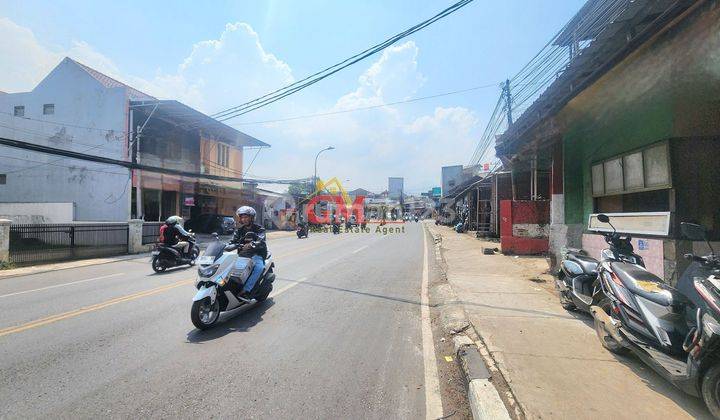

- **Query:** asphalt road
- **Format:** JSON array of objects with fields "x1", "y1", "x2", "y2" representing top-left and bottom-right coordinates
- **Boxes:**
[{"x1": 0, "y1": 222, "x2": 460, "y2": 419}]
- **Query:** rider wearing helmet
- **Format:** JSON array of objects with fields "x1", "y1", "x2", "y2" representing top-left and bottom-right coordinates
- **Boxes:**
[
  {"x1": 230, "y1": 206, "x2": 267, "y2": 298},
  {"x1": 163, "y1": 215, "x2": 191, "y2": 256}
]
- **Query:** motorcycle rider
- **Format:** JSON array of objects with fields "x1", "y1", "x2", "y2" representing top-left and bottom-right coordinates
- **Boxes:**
[
  {"x1": 162, "y1": 215, "x2": 191, "y2": 256},
  {"x1": 230, "y1": 206, "x2": 267, "y2": 298}
]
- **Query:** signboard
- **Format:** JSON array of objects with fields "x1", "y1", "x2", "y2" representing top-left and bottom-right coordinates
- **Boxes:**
[
  {"x1": 431, "y1": 187, "x2": 441, "y2": 197},
  {"x1": 587, "y1": 212, "x2": 671, "y2": 236},
  {"x1": 183, "y1": 196, "x2": 195, "y2": 207}
]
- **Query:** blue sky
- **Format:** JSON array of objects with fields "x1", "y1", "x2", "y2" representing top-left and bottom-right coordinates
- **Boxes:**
[{"x1": 0, "y1": 0, "x2": 584, "y2": 193}]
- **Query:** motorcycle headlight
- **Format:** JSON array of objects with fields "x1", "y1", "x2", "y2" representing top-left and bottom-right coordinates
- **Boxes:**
[{"x1": 198, "y1": 265, "x2": 219, "y2": 278}]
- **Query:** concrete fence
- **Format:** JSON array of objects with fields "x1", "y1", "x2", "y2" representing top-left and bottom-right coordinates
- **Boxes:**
[{"x1": 0, "y1": 219, "x2": 157, "y2": 266}]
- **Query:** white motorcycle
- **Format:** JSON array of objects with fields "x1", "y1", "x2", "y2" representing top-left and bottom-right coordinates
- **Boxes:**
[{"x1": 190, "y1": 238, "x2": 275, "y2": 330}]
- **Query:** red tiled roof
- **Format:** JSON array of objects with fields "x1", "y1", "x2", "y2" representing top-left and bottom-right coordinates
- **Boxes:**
[{"x1": 67, "y1": 57, "x2": 156, "y2": 101}]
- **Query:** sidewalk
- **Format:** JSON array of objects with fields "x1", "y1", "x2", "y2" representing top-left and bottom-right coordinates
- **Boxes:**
[{"x1": 427, "y1": 224, "x2": 710, "y2": 420}]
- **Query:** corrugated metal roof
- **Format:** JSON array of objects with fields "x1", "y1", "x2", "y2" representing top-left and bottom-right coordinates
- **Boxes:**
[
  {"x1": 130, "y1": 99, "x2": 270, "y2": 148},
  {"x1": 496, "y1": 0, "x2": 694, "y2": 158}
]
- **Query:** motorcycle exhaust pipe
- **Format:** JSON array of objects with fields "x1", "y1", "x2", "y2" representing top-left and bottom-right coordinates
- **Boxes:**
[{"x1": 590, "y1": 305, "x2": 626, "y2": 344}]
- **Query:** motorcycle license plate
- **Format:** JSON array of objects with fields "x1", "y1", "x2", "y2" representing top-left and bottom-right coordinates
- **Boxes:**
[
  {"x1": 151, "y1": 251, "x2": 160, "y2": 256},
  {"x1": 198, "y1": 256, "x2": 215, "y2": 265}
]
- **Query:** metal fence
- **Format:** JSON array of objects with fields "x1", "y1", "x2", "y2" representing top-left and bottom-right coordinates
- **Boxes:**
[
  {"x1": 9, "y1": 223, "x2": 129, "y2": 265},
  {"x1": 142, "y1": 222, "x2": 163, "y2": 245}
]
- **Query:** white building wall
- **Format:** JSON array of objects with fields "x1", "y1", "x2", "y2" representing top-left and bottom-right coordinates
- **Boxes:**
[
  {"x1": 0, "y1": 59, "x2": 131, "y2": 221},
  {"x1": 0, "y1": 202, "x2": 74, "y2": 223}
]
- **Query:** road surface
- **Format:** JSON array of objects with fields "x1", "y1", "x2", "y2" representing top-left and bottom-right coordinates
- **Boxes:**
[{"x1": 0, "y1": 223, "x2": 465, "y2": 419}]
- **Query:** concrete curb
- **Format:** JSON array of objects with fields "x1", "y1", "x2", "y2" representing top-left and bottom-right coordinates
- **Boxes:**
[
  {"x1": 0, "y1": 253, "x2": 151, "y2": 280},
  {"x1": 425, "y1": 225, "x2": 521, "y2": 420}
]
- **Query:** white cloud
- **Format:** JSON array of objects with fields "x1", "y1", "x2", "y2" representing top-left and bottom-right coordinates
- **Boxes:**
[
  {"x1": 0, "y1": 17, "x2": 63, "y2": 92},
  {"x1": 0, "y1": 17, "x2": 480, "y2": 193}
]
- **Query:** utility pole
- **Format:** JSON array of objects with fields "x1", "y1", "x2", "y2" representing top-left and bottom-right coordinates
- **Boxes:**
[
  {"x1": 133, "y1": 103, "x2": 158, "y2": 221},
  {"x1": 503, "y1": 79, "x2": 513, "y2": 126},
  {"x1": 135, "y1": 123, "x2": 142, "y2": 220}
]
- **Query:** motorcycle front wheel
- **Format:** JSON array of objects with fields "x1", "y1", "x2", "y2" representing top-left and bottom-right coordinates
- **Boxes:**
[
  {"x1": 188, "y1": 248, "x2": 199, "y2": 266},
  {"x1": 151, "y1": 256, "x2": 167, "y2": 273},
  {"x1": 191, "y1": 298, "x2": 220, "y2": 330}
]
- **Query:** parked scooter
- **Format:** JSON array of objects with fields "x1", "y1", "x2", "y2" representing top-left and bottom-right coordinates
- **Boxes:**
[
  {"x1": 592, "y1": 215, "x2": 720, "y2": 417},
  {"x1": 190, "y1": 237, "x2": 275, "y2": 330},
  {"x1": 556, "y1": 221, "x2": 644, "y2": 314},
  {"x1": 151, "y1": 233, "x2": 199, "y2": 273}
]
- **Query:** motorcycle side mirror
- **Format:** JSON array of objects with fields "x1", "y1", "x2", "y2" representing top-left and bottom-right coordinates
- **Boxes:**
[
  {"x1": 681, "y1": 222, "x2": 707, "y2": 241},
  {"x1": 682, "y1": 222, "x2": 715, "y2": 255},
  {"x1": 597, "y1": 214, "x2": 610, "y2": 223}
]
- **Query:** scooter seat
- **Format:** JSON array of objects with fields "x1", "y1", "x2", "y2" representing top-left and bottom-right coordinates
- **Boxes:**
[
  {"x1": 610, "y1": 262, "x2": 681, "y2": 307},
  {"x1": 568, "y1": 253, "x2": 599, "y2": 275}
]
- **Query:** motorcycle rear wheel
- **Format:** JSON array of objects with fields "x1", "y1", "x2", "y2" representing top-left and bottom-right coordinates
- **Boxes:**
[
  {"x1": 702, "y1": 364, "x2": 720, "y2": 419},
  {"x1": 151, "y1": 256, "x2": 167, "y2": 273},
  {"x1": 191, "y1": 298, "x2": 220, "y2": 330},
  {"x1": 255, "y1": 283, "x2": 273, "y2": 302},
  {"x1": 560, "y1": 292, "x2": 576, "y2": 311}
]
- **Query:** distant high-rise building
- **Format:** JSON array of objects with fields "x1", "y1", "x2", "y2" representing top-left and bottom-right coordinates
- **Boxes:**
[
  {"x1": 388, "y1": 177, "x2": 404, "y2": 200},
  {"x1": 441, "y1": 165, "x2": 463, "y2": 197}
]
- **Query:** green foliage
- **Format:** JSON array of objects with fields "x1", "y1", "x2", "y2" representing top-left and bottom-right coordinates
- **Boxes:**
[{"x1": 0, "y1": 260, "x2": 16, "y2": 270}]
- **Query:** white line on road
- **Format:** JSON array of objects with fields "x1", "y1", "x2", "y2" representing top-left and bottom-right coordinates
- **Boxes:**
[
  {"x1": 271, "y1": 277, "x2": 308, "y2": 298},
  {"x1": 0, "y1": 273, "x2": 125, "y2": 299},
  {"x1": 352, "y1": 245, "x2": 368, "y2": 254},
  {"x1": 421, "y1": 227, "x2": 443, "y2": 419}
]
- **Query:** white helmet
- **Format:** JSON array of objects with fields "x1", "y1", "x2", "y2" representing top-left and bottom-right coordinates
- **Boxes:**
[
  {"x1": 236, "y1": 206, "x2": 256, "y2": 218},
  {"x1": 166, "y1": 215, "x2": 183, "y2": 225}
]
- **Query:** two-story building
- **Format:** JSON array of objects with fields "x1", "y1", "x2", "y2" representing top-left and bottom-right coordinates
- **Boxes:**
[{"x1": 0, "y1": 57, "x2": 268, "y2": 222}]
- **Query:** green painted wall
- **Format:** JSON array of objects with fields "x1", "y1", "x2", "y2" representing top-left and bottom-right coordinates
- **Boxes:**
[{"x1": 558, "y1": 4, "x2": 720, "y2": 225}]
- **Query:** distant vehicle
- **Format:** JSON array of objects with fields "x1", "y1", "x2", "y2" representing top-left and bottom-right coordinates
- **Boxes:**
[
  {"x1": 151, "y1": 233, "x2": 199, "y2": 273},
  {"x1": 185, "y1": 214, "x2": 236, "y2": 235},
  {"x1": 296, "y1": 223, "x2": 309, "y2": 239}
]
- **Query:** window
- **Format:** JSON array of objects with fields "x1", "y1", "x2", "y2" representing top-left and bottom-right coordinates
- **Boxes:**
[
  {"x1": 217, "y1": 143, "x2": 229, "y2": 167},
  {"x1": 13, "y1": 106, "x2": 24, "y2": 117},
  {"x1": 43, "y1": 104, "x2": 54, "y2": 115},
  {"x1": 0, "y1": 174, "x2": 5, "y2": 185},
  {"x1": 591, "y1": 141, "x2": 670, "y2": 197}
]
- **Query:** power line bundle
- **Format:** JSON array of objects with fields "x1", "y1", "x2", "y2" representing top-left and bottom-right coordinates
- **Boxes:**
[
  {"x1": 469, "y1": 0, "x2": 641, "y2": 165},
  {"x1": 207, "y1": 0, "x2": 474, "y2": 123}
]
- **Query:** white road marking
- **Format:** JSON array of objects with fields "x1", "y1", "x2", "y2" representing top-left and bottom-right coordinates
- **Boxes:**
[
  {"x1": 352, "y1": 245, "x2": 368, "y2": 254},
  {"x1": 0, "y1": 273, "x2": 125, "y2": 299},
  {"x1": 421, "y1": 227, "x2": 443, "y2": 418},
  {"x1": 271, "y1": 277, "x2": 308, "y2": 297}
]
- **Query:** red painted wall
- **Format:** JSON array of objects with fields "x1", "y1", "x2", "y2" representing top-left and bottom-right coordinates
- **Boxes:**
[{"x1": 500, "y1": 199, "x2": 550, "y2": 255}]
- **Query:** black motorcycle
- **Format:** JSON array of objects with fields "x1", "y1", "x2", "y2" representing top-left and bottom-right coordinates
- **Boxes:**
[
  {"x1": 296, "y1": 223, "x2": 309, "y2": 239},
  {"x1": 556, "y1": 220, "x2": 644, "y2": 314},
  {"x1": 151, "y1": 234, "x2": 200, "y2": 273},
  {"x1": 592, "y1": 215, "x2": 720, "y2": 417}
]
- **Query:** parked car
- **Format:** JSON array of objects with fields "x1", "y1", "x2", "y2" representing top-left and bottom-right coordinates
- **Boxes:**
[{"x1": 185, "y1": 214, "x2": 236, "y2": 235}]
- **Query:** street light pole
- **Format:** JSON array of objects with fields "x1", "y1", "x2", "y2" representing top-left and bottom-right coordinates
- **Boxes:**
[{"x1": 313, "y1": 146, "x2": 334, "y2": 194}]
